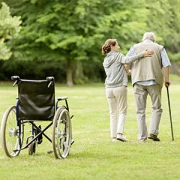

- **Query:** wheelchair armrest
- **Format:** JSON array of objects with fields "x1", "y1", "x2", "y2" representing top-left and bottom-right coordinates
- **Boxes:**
[
  {"x1": 56, "y1": 96, "x2": 69, "y2": 111},
  {"x1": 57, "y1": 96, "x2": 68, "y2": 101}
]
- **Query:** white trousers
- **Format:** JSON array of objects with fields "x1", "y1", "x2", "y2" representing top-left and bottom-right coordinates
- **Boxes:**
[
  {"x1": 133, "y1": 84, "x2": 163, "y2": 141},
  {"x1": 106, "y1": 86, "x2": 127, "y2": 138}
]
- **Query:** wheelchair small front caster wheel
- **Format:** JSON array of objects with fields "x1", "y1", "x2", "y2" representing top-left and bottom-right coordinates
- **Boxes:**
[{"x1": 28, "y1": 141, "x2": 36, "y2": 155}]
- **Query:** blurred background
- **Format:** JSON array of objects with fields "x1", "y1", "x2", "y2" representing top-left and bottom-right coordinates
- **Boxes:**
[{"x1": 0, "y1": 0, "x2": 179, "y2": 86}]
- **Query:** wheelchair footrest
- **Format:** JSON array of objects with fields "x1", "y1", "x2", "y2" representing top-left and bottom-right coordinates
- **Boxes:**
[{"x1": 71, "y1": 139, "x2": 75, "y2": 146}]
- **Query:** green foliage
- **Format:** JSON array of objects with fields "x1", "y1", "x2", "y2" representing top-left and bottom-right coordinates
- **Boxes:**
[
  {"x1": 146, "y1": 0, "x2": 180, "y2": 54},
  {"x1": 0, "y1": 2, "x2": 21, "y2": 60},
  {"x1": 9, "y1": 1, "x2": 148, "y2": 60},
  {"x1": 168, "y1": 52, "x2": 180, "y2": 63},
  {"x1": 6, "y1": 0, "x2": 151, "y2": 84},
  {"x1": 2, "y1": 0, "x2": 180, "y2": 83}
]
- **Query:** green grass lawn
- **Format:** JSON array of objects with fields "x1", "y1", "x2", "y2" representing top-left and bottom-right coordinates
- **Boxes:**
[{"x1": 0, "y1": 75, "x2": 180, "y2": 180}]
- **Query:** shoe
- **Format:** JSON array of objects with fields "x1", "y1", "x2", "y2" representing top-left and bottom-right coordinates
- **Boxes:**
[
  {"x1": 117, "y1": 134, "x2": 128, "y2": 142},
  {"x1": 138, "y1": 140, "x2": 146, "y2": 143},
  {"x1": 112, "y1": 139, "x2": 119, "y2": 142},
  {"x1": 148, "y1": 134, "x2": 160, "y2": 141}
]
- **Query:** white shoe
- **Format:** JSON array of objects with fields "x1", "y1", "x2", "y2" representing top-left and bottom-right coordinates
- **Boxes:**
[
  {"x1": 112, "y1": 139, "x2": 119, "y2": 142},
  {"x1": 138, "y1": 140, "x2": 146, "y2": 143},
  {"x1": 117, "y1": 134, "x2": 128, "y2": 142}
]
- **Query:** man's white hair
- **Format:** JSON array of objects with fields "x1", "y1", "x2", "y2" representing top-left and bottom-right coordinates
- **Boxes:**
[{"x1": 142, "y1": 32, "x2": 156, "y2": 42}]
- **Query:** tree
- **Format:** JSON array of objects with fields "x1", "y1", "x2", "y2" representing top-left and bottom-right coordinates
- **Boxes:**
[
  {"x1": 9, "y1": 0, "x2": 149, "y2": 85},
  {"x1": 0, "y1": 2, "x2": 21, "y2": 60},
  {"x1": 145, "y1": 0, "x2": 180, "y2": 61}
]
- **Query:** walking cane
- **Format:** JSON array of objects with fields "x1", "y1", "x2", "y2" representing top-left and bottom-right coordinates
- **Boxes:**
[{"x1": 166, "y1": 85, "x2": 174, "y2": 141}]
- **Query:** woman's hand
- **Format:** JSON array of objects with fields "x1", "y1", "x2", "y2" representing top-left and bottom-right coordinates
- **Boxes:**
[{"x1": 143, "y1": 49, "x2": 154, "y2": 57}]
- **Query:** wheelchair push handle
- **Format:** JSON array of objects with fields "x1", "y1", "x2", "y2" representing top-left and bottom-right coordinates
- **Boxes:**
[
  {"x1": 11, "y1": 76, "x2": 20, "y2": 87},
  {"x1": 46, "y1": 76, "x2": 54, "y2": 88}
]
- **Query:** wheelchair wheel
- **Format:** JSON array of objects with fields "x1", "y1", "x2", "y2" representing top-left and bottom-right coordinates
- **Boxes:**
[
  {"x1": 52, "y1": 106, "x2": 72, "y2": 159},
  {"x1": 1, "y1": 106, "x2": 24, "y2": 158}
]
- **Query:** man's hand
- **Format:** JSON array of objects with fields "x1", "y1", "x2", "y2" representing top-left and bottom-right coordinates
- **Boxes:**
[
  {"x1": 165, "y1": 82, "x2": 171, "y2": 87},
  {"x1": 127, "y1": 69, "x2": 131, "y2": 75}
]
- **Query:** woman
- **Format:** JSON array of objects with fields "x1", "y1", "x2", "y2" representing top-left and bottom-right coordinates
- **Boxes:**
[{"x1": 102, "y1": 39, "x2": 153, "y2": 142}]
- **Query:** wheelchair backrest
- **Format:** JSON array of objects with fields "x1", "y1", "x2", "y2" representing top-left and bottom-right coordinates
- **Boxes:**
[{"x1": 17, "y1": 79, "x2": 55, "y2": 121}]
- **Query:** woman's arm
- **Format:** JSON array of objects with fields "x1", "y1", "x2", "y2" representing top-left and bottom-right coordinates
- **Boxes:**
[{"x1": 121, "y1": 50, "x2": 154, "y2": 64}]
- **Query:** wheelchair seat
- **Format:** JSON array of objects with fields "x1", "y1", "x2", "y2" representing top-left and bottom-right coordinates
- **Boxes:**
[{"x1": 18, "y1": 79, "x2": 55, "y2": 121}]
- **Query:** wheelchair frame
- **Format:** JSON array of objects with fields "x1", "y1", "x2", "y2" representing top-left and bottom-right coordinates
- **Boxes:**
[{"x1": 1, "y1": 76, "x2": 74, "y2": 159}]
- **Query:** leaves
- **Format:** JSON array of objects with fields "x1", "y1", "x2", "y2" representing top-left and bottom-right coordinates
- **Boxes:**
[
  {"x1": 146, "y1": 0, "x2": 180, "y2": 52},
  {"x1": 0, "y1": 2, "x2": 21, "y2": 60},
  {"x1": 3, "y1": 0, "x2": 180, "y2": 84},
  {"x1": 8, "y1": 0, "x2": 151, "y2": 61},
  {"x1": 0, "y1": 39, "x2": 12, "y2": 60}
]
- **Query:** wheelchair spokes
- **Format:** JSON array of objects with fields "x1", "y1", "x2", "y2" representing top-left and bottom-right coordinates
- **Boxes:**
[
  {"x1": 52, "y1": 106, "x2": 71, "y2": 159},
  {"x1": 1, "y1": 106, "x2": 24, "y2": 158}
]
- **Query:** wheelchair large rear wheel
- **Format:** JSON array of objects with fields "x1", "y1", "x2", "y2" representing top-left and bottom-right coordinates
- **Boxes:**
[
  {"x1": 52, "y1": 106, "x2": 72, "y2": 159},
  {"x1": 1, "y1": 106, "x2": 24, "y2": 158}
]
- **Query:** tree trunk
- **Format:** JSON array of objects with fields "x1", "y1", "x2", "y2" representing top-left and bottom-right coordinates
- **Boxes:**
[
  {"x1": 74, "y1": 61, "x2": 85, "y2": 84},
  {"x1": 66, "y1": 59, "x2": 74, "y2": 87}
]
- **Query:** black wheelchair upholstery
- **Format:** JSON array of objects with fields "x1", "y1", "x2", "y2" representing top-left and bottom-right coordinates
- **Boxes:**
[{"x1": 18, "y1": 79, "x2": 55, "y2": 121}]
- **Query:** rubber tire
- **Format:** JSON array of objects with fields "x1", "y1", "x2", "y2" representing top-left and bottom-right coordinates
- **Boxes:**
[
  {"x1": 1, "y1": 106, "x2": 24, "y2": 158},
  {"x1": 52, "y1": 106, "x2": 72, "y2": 159}
]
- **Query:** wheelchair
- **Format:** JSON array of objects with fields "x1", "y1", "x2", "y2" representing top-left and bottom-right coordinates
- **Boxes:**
[{"x1": 1, "y1": 76, "x2": 74, "y2": 159}]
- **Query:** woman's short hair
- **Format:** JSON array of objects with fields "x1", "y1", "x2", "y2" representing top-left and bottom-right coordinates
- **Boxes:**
[
  {"x1": 102, "y1": 39, "x2": 117, "y2": 55},
  {"x1": 142, "y1": 32, "x2": 156, "y2": 42}
]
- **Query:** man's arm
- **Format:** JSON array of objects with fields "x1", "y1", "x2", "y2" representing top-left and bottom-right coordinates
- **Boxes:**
[
  {"x1": 126, "y1": 46, "x2": 135, "y2": 57},
  {"x1": 161, "y1": 48, "x2": 171, "y2": 87},
  {"x1": 126, "y1": 46, "x2": 135, "y2": 72}
]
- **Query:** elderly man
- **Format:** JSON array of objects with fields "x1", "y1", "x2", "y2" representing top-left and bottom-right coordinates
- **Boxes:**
[{"x1": 127, "y1": 32, "x2": 171, "y2": 142}]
